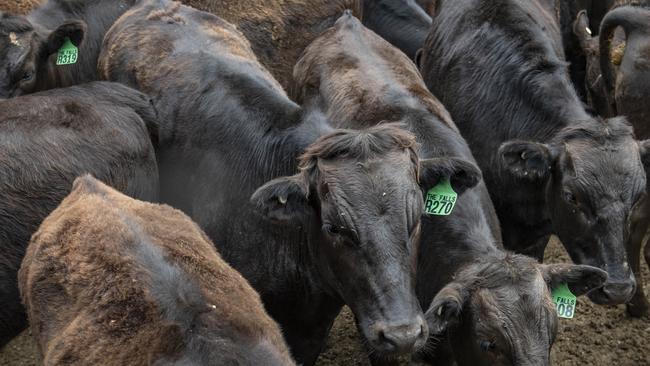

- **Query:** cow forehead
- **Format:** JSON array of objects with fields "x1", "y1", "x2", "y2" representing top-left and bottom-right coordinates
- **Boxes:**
[
  {"x1": 318, "y1": 153, "x2": 416, "y2": 184},
  {"x1": 567, "y1": 142, "x2": 645, "y2": 185},
  {"x1": 472, "y1": 272, "x2": 550, "y2": 324},
  {"x1": 323, "y1": 170, "x2": 417, "y2": 198},
  {"x1": 0, "y1": 33, "x2": 30, "y2": 65}
]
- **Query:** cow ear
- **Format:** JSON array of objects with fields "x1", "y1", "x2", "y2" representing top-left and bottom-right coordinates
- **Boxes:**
[
  {"x1": 573, "y1": 10, "x2": 594, "y2": 49},
  {"x1": 425, "y1": 282, "x2": 469, "y2": 336},
  {"x1": 419, "y1": 157, "x2": 482, "y2": 195},
  {"x1": 250, "y1": 174, "x2": 311, "y2": 224},
  {"x1": 45, "y1": 20, "x2": 86, "y2": 56},
  {"x1": 541, "y1": 264, "x2": 608, "y2": 296},
  {"x1": 499, "y1": 140, "x2": 557, "y2": 181}
]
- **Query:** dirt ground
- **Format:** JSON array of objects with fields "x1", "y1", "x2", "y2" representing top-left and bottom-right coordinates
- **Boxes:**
[{"x1": 1, "y1": 238, "x2": 649, "y2": 365}]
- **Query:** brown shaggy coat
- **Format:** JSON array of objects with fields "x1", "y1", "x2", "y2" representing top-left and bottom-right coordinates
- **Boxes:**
[
  {"x1": 0, "y1": 0, "x2": 41, "y2": 15},
  {"x1": 293, "y1": 12, "x2": 455, "y2": 133},
  {"x1": 19, "y1": 176, "x2": 295, "y2": 365},
  {"x1": 180, "y1": 0, "x2": 362, "y2": 89}
]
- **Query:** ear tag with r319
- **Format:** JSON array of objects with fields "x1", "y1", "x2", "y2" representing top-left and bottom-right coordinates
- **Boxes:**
[
  {"x1": 424, "y1": 179, "x2": 457, "y2": 216},
  {"x1": 56, "y1": 37, "x2": 78, "y2": 66},
  {"x1": 552, "y1": 283, "x2": 577, "y2": 319}
]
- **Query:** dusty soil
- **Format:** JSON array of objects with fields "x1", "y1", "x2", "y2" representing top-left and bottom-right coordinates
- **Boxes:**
[
  {"x1": 2, "y1": 238, "x2": 649, "y2": 365},
  {"x1": 315, "y1": 237, "x2": 650, "y2": 366}
]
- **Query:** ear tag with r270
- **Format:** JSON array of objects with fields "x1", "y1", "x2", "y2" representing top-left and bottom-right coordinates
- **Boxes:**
[
  {"x1": 424, "y1": 179, "x2": 457, "y2": 216},
  {"x1": 552, "y1": 283, "x2": 577, "y2": 319},
  {"x1": 56, "y1": 37, "x2": 78, "y2": 66}
]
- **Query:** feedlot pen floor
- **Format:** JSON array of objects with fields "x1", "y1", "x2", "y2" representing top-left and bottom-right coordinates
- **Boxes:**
[{"x1": 2, "y1": 238, "x2": 649, "y2": 366}]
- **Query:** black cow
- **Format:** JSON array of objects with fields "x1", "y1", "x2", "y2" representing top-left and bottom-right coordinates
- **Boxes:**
[
  {"x1": 361, "y1": 0, "x2": 432, "y2": 60},
  {"x1": 0, "y1": 81, "x2": 159, "y2": 347},
  {"x1": 98, "y1": 1, "x2": 479, "y2": 363},
  {"x1": 0, "y1": 0, "x2": 136, "y2": 98},
  {"x1": 293, "y1": 13, "x2": 608, "y2": 366},
  {"x1": 420, "y1": 0, "x2": 650, "y2": 306},
  {"x1": 598, "y1": 4, "x2": 650, "y2": 317}
]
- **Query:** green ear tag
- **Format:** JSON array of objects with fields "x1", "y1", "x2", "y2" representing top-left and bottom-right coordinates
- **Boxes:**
[
  {"x1": 55, "y1": 37, "x2": 78, "y2": 66},
  {"x1": 552, "y1": 283, "x2": 577, "y2": 319},
  {"x1": 424, "y1": 179, "x2": 457, "y2": 216}
]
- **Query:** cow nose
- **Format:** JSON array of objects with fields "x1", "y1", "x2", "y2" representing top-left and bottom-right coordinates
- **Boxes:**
[
  {"x1": 602, "y1": 281, "x2": 635, "y2": 303},
  {"x1": 373, "y1": 316, "x2": 428, "y2": 355},
  {"x1": 589, "y1": 278, "x2": 635, "y2": 305}
]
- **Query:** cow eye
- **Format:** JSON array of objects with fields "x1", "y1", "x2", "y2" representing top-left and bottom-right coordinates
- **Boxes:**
[
  {"x1": 323, "y1": 223, "x2": 342, "y2": 236},
  {"x1": 322, "y1": 223, "x2": 358, "y2": 246},
  {"x1": 21, "y1": 71, "x2": 33, "y2": 82},
  {"x1": 480, "y1": 340, "x2": 496, "y2": 352},
  {"x1": 563, "y1": 190, "x2": 577, "y2": 206}
]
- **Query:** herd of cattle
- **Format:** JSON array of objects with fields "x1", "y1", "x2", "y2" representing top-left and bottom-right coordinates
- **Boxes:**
[{"x1": 0, "y1": 0, "x2": 649, "y2": 365}]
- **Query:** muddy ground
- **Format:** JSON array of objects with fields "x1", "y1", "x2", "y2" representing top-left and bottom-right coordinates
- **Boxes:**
[{"x1": 1, "y1": 238, "x2": 649, "y2": 365}]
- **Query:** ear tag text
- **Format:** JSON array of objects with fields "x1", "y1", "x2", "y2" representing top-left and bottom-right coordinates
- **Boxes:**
[
  {"x1": 424, "y1": 179, "x2": 457, "y2": 216},
  {"x1": 552, "y1": 283, "x2": 577, "y2": 319},
  {"x1": 56, "y1": 37, "x2": 78, "y2": 66}
]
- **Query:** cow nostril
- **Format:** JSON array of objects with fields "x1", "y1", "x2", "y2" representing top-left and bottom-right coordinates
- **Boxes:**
[
  {"x1": 375, "y1": 323, "x2": 424, "y2": 354},
  {"x1": 602, "y1": 281, "x2": 635, "y2": 303}
]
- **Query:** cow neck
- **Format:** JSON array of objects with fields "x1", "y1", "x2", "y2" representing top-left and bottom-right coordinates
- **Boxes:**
[
  {"x1": 401, "y1": 112, "x2": 504, "y2": 290},
  {"x1": 512, "y1": 66, "x2": 594, "y2": 144},
  {"x1": 246, "y1": 102, "x2": 331, "y2": 186},
  {"x1": 400, "y1": 111, "x2": 474, "y2": 160},
  {"x1": 422, "y1": 187, "x2": 504, "y2": 285}
]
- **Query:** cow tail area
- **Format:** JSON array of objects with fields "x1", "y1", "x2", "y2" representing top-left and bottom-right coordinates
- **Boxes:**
[{"x1": 599, "y1": 6, "x2": 650, "y2": 93}]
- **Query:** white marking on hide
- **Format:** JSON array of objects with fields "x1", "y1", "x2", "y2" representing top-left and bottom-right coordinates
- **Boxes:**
[{"x1": 9, "y1": 32, "x2": 20, "y2": 46}]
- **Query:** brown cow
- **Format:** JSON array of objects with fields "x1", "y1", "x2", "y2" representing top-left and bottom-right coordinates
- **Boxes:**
[
  {"x1": 19, "y1": 175, "x2": 295, "y2": 366},
  {"x1": 0, "y1": 0, "x2": 41, "y2": 15},
  {"x1": 180, "y1": 0, "x2": 362, "y2": 89},
  {"x1": 0, "y1": 81, "x2": 159, "y2": 348}
]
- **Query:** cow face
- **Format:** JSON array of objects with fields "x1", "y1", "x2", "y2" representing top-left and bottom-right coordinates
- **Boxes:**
[
  {"x1": 0, "y1": 13, "x2": 85, "y2": 98},
  {"x1": 426, "y1": 255, "x2": 607, "y2": 366},
  {"x1": 252, "y1": 124, "x2": 482, "y2": 357},
  {"x1": 499, "y1": 118, "x2": 649, "y2": 305}
]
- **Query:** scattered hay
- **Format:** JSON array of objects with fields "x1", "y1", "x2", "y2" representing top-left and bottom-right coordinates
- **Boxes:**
[
  {"x1": 0, "y1": 0, "x2": 41, "y2": 15},
  {"x1": 610, "y1": 41, "x2": 626, "y2": 66}
]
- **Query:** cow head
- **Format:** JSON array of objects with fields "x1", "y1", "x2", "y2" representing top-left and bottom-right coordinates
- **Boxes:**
[
  {"x1": 499, "y1": 117, "x2": 649, "y2": 305},
  {"x1": 426, "y1": 254, "x2": 607, "y2": 366},
  {"x1": 0, "y1": 13, "x2": 86, "y2": 98},
  {"x1": 252, "y1": 124, "x2": 482, "y2": 357}
]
